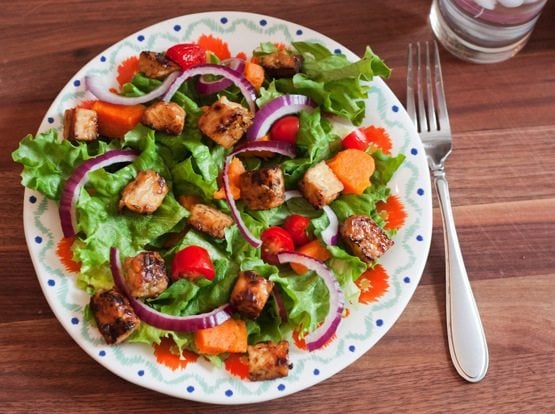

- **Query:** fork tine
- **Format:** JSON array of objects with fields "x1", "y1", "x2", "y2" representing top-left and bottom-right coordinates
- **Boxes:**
[
  {"x1": 425, "y1": 42, "x2": 437, "y2": 132},
  {"x1": 416, "y1": 43, "x2": 428, "y2": 132},
  {"x1": 433, "y1": 41, "x2": 451, "y2": 132},
  {"x1": 406, "y1": 43, "x2": 416, "y2": 125}
]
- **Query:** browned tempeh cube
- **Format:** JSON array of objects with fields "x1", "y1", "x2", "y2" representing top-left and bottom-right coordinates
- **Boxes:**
[
  {"x1": 340, "y1": 214, "x2": 394, "y2": 264},
  {"x1": 188, "y1": 203, "x2": 234, "y2": 239},
  {"x1": 198, "y1": 96, "x2": 253, "y2": 148},
  {"x1": 123, "y1": 251, "x2": 168, "y2": 299},
  {"x1": 90, "y1": 289, "x2": 140, "y2": 344},
  {"x1": 119, "y1": 170, "x2": 169, "y2": 214},
  {"x1": 248, "y1": 340, "x2": 291, "y2": 381},
  {"x1": 230, "y1": 270, "x2": 274, "y2": 319},
  {"x1": 239, "y1": 166, "x2": 285, "y2": 210}
]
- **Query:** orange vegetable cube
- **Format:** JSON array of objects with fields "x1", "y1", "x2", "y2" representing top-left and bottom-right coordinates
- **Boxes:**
[
  {"x1": 194, "y1": 318, "x2": 248, "y2": 355},
  {"x1": 213, "y1": 157, "x2": 246, "y2": 200},
  {"x1": 243, "y1": 61, "x2": 265, "y2": 90},
  {"x1": 327, "y1": 149, "x2": 375, "y2": 195},
  {"x1": 91, "y1": 100, "x2": 145, "y2": 139}
]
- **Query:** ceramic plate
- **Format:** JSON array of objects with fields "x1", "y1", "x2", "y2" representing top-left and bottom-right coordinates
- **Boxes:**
[{"x1": 23, "y1": 11, "x2": 432, "y2": 404}]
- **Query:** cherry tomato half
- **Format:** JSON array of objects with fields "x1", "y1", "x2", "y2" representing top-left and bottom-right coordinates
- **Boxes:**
[
  {"x1": 171, "y1": 245, "x2": 215, "y2": 281},
  {"x1": 166, "y1": 43, "x2": 207, "y2": 70},
  {"x1": 341, "y1": 128, "x2": 369, "y2": 150},
  {"x1": 260, "y1": 226, "x2": 295, "y2": 265},
  {"x1": 282, "y1": 214, "x2": 312, "y2": 246},
  {"x1": 270, "y1": 115, "x2": 300, "y2": 144}
]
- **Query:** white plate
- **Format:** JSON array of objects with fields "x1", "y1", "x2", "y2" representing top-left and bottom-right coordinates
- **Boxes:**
[{"x1": 23, "y1": 11, "x2": 432, "y2": 404}]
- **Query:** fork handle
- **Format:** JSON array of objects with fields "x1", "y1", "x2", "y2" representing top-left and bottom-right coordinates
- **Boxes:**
[{"x1": 434, "y1": 172, "x2": 489, "y2": 382}]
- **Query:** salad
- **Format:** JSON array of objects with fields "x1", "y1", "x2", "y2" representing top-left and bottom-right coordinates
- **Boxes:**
[{"x1": 13, "y1": 38, "x2": 406, "y2": 381}]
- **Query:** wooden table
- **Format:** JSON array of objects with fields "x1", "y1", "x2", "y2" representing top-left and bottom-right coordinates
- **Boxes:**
[{"x1": 2, "y1": 1, "x2": 554, "y2": 412}]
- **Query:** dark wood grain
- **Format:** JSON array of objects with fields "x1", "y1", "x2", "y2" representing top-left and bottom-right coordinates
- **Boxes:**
[{"x1": 1, "y1": 1, "x2": 554, "y2": 412}]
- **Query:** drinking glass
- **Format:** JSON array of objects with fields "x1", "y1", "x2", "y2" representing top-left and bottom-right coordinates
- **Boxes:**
[{"x1": 430, "y1": 0, "x2": 548, "y2": 63}]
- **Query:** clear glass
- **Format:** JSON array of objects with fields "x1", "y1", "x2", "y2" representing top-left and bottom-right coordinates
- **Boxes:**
[{"x1": 430, "y1": 0, "x2": 547, "y2": 63}]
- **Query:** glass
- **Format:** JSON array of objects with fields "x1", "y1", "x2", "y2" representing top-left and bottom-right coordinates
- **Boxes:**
[{"x1": 429, "y1": 0, "x2": 548, "y2": 63}]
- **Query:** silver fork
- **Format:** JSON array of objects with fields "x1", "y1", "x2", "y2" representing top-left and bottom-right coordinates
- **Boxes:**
[{"x1": 407, "y1": 41, "x2": 488, "y2": 382}]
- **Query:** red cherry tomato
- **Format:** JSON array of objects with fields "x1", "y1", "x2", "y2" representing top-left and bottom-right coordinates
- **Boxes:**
[
  {"x1": 166, "y1": 43, "x2": 207, "y2": 70},
  {"x1": 270, "y1": 115, "x2": 300, "y2": 144},
  {"x1": 341, "y1": 128, "x2": 369, "y2": 150},
  {"x1": 282, "y1": 214, "x2": 312, "y2": 246},
  {"x1": 171, "y1": 245, "x2": 215, "y2": 281},
  {"x1": 260, "y1": 226, "x2": 295, "y2": 265}
]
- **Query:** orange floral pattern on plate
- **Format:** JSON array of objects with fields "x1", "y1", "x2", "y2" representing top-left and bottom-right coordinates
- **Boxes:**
[
  {"x1": 356, "y1": 264, "x2": 390, "y2": 304},
  {"x1": 56, "y1": 236, "x2": 81, "y2": 273},
  {"x1": 224, "y1": 353, "x2": 250, "y2": 379},
  {"x1": 196, "y1": 34, "x2": 231, "y2": 60},
  {"x1": 116, "y1": 56, "x2": 139, "y2": 88},
  {"x1": 361, "y1": 125, "x2": 393, "y2": 155},
  {"x1": 153, "y1": 337, "x2": 198, "y2": 370},
  {"x1": 376, "y1": 194, "x2": 407, "y2": 231}
]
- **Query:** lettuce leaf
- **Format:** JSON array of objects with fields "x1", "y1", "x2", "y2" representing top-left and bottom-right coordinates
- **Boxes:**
[
  {"x1": 11, "y1": 129, "x2": 114, "y2": 200},
  {"x1": 270, "y1": 271, "x2": 330, "y2": 336},
  {"x1": 371, "y1": 150, "x2": 406, "y2": 187},
  {"x1": 273, "y1": 42, "x2": 391, "y2": 125},
  {"x1": 74, "y1": 131, "x2": 188, "y2": 290},
  {"x1": 281, "y1": 109, "x2": 341, "y2": 186}
]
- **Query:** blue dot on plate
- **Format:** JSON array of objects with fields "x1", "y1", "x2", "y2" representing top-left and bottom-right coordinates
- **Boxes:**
[
  {"x1": 278, "y1": 383, "x2": 286, "y2": 391},
  {"x1": 71, "y1": 317, "x2": 79, "y2": 325},
  {"x1": 348, "y1": 345, "x2": 356, "y2": 352},
  {"x1": 225, "y1": 389, "x2": 233, "y2": 397},
  {"x1": 220, "y1": 17, "x2": 228, "y2": 24},
  {"x1": 99, "y1": 350, "x2": 106, "y2": 357},
  {"x1": 138, "y1": 370, "x2": 145, "y2": 377},
  {"x1": 29, "y1": 195, "x2": 37, "y2": 203},
  {"x1": 47, "y1": 279, "x2": 55, "y2": 287},
  {"x1": 47, "y1": 117, "x2": 54, "y2": 124},
  {"x1": 34, "y1": 236, "x2": 42, "y2": 244},
  {"x1": 376, "y1": 319, "x2": 384, "y2": 327},
  {"x1": 296, "y1": 29, "x2": 303, "y2": 35},
  {"x1": 411, "y1": 148, "x2": 418, "y2": 155},
  {"x1": 137, "y1": 34, "x2": 145, "y2": 42},
  {"x1": 403, "y1": 276, "x2": 411, "y2": 284},
  {"x1": 186, "y1": 385, "x2": 195, "y2": 393},
  {"x1": 259, "y1": 19, "x2": 267, "y2": 26},
  {"x1": 73, "y1": 79, "x2": 81, "y2": 87},
  {"x1": 417, "y1": 188, "x2": 425, "y2": 196},
  {"x1": 334, "y1": 48, "x2": 342, "y2": 54},
  {"x1": 100, "y1": 55, "x2": 107, "y2": 62},
  {"x1": 313, "y1": 368, "x2": 320, "y2": 375},
  {"x1": 173, "y1": 24, "x2": 181, "y2": 32},
  {"x1": 392, "y1": 105, "x2": 399, "y2": 112},
  {"x1": 416, "y1": 235, "x2": 424, "y2": 242}
]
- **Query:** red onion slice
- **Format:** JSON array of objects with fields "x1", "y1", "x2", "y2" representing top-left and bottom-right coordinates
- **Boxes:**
[
  {"x1": 162, "y1": 64, "x2": 257, "y2": 113},
  {"x1": 197, "y1": 58, "x2": 246, "y2": 95},
  {"x1": 110, "y1": 247, "x2": 233, "y2": 332},
  {"x1": 321, "y1": 206, "x2": 339, "y2": 246},
  {"x1": 283, "y1": 190, "x2": 339, "y2": 246},
  {"x1": 59, "y1": 150, "x2": 139, "y2": 237},
  {"x1": 246, "y1": 94, "x2": 316, "y2": 141},
  {"x1": 231, "y1": 140, "x2": 297, "y2": 158},
  {"x1": 277, "y1": 252, "x2": 345, "y2": 351},
  {"x1": 85, "y1": 72, "x2": 179, "y2": 106},
  {"x1": 222, "y1": 155, "x2": 262, "y2": 248},
  {"x1": 284, "y1": 190, "x2": 302, "y2": 201},
  {"x1": 223, "y1": 141, "x2": 296, "y2": 248}
]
